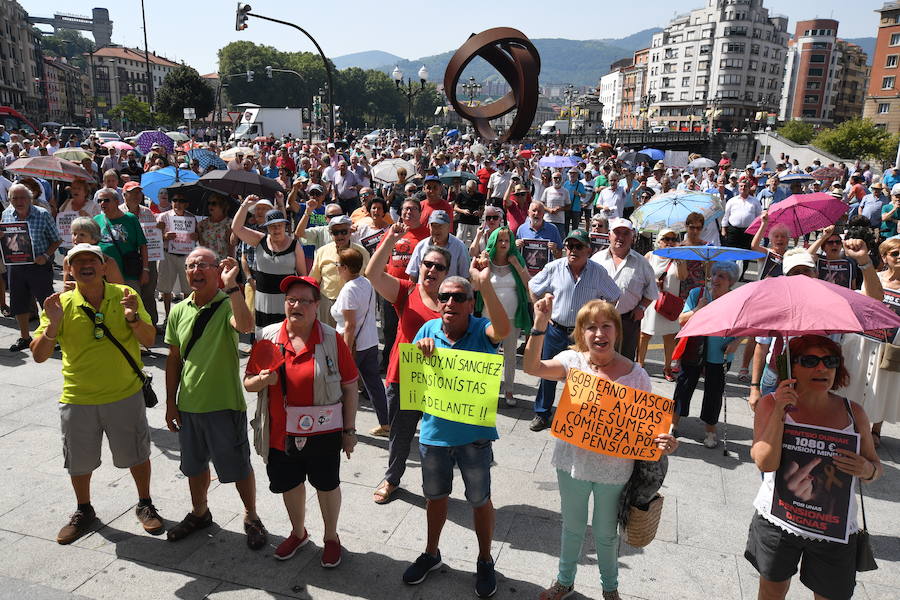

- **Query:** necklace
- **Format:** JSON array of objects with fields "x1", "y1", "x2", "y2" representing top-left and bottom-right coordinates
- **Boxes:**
[{"x1": 588, "y1": 354, "x2": 615, "y2": 371}]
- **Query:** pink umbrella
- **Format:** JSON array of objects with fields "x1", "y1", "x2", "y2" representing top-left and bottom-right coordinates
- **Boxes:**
[
  {"x1": 103, "y1": 141, "x2": 135, "y2": 151},
  {"x1": 745, "y1": 192, "x2": 846, "y2": 237},
  {"x1": 5, "y1": 156, "x2": 92, "y2": 182},
  {"x1": 677, "y1": 276, "x2": 900, "y2": 339}
]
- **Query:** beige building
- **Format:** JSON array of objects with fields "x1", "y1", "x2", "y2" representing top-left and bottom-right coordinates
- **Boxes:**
[
  {"x1": 833, "y1": 40, "x2": 869, "y2": 124},
  {"x1": 86, "y1": 46, "x2": 180, "y2": 124},
  {"x1": 0, "y1": 0, "x2": 44, "y2": 122}
]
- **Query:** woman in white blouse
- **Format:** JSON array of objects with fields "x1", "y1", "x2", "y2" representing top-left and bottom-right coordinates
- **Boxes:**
[{"x1": 525, "y1": 297, "x2": 678, "y2": 600}]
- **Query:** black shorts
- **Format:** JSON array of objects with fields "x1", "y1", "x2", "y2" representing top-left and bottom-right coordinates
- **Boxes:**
[
  {"x1": 266, "y1": 432, "x2": 342, "y2": 493},
  {"x1": 744, "y1": 512, "x2": 858, "y2": 600},
  {"x1": 9, "y1": 263, "x2": 54, "y2": 315}
]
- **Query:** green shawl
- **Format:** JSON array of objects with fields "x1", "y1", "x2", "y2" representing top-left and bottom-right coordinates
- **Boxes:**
[{"x1": 475, "y1": 226, "x2": 533, "y2": 332}]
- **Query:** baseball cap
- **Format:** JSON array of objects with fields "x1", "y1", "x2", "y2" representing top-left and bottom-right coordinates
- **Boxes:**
[
  {"x1": 67, "y1": 243, "x2": 105, "y2": 262},
  {"x1": 564, "y1": 229, "x2": 590, "y2": 246},
  {"x1": 123, "y1": 181, "x2": 143, "y2": 192},
  {"x1": 279, "y1": 275, "x2": 320, "y2": 294},
  {"x1": 424, "y1": 175, "x2": 441, "y2": 184},
  {"x1": 327, "y1": 142, "x2": 336, "y2": 149},
  {"x1": 782, "y1": 249, "x2": 817, "y2": 275},
  {"x1": 871, "y1": 182, "x2": 885, "y2": 190},
  {"x1": 658, "y1": 227, "x2": 677, "y2": 239},
  {"x1": 609, "y1": 217, "x2": 635, "y2": 232},
  {"x1": 428, "y1": 210, "x2": 451, "y2": 225},
  {"x1": 328, "y1": 215, "x2": 353, "y2": 228},
  {"x1": 307, "y1": 184, "x2": 324, "y2": 194}
]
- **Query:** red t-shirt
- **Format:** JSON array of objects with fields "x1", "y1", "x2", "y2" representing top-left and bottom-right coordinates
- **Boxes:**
[
  {"x1": 849, "y1": 183, "x2": 867, "y2": 203},
  {"x1": 476, "y1": 167, "x2": 494, "y2": 196},
  {"x1": 385, "y1": 225, "x2": 429, "y2": 280},
  {"x1": 506, "y1": 196, "x2": 528, "y2": 233},
  {"x1": 246, "y1": 320, "x2": 358, "y2": 451},
  {"x1": 420, "y1": 198, "x2": 454, "y2": 229},
  {"x1": 387, "y1": 279, "x2": 440, "y2": 384}
]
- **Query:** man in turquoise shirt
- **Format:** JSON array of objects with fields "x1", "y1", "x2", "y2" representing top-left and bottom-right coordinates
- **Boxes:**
[{"x1": 402, "y1": 265, "x2": 509, "y2": 598}]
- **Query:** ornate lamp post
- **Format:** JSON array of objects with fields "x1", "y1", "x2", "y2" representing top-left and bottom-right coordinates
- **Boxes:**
[
  {"x1": 392, "y1": 64, "x2": 429, "y2": 136},
  {"x1": 461, "y1": 76, "x2": 482, "y2": 107}
]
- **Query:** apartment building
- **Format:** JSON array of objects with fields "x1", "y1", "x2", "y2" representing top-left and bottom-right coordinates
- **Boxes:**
[
  {"x1": 863, "y1": 2, "x2": 900, "y2": 132},
  {"x1": 87, "y1": 46, "x2": 180, "y2": 120},
  {"x1": 646, "y1": 0, "x2": 789, "y2": 132},
  {"x1": 0, "y1": 0, "x2": 44, "y2": 119},
  {"x1": 42, "y1": 57, "x2": 89, "y2": 125},
  {"x1": 833, "y1": 40, "x2": 869, "y2": 124},
  {"x1": 780, "y1": 20, "x2": 841, "y2": 125}
]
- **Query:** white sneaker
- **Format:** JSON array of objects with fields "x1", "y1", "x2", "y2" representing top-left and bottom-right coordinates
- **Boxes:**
[{"x1": 703, "y1": 432, "x2": 717, "y2": 448}]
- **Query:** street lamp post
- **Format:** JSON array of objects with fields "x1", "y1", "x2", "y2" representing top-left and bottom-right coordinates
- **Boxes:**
[
  {"x1": 392, "y1": 65, "x2": 429, "y2": 138},
  {"x1": 236, "y1": 4, "x2": 336, "y2": 140},
  {"x1": 707, "y1": 93, "x2": 722, "y2": 139},
  {"x1": 461, "y1": 76, "x2": 481, "y2": 107},
  {"x1": 640, "y1": 93, "x2": 656, "y2": 131},
  {"x1": 563, "y1": 84, "x2": 577, "y2": 138}
]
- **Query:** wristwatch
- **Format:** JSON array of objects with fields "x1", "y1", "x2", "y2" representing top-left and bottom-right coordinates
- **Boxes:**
[
  {"x1": 125, "y1": 314, "x2": 139, "y2": 323},
  {"x1": 342, "y1": 428, "x2": 357, "y2": 435},
  {"x1": 224, "y1": 286, "x2": 241, "y2": 295}
]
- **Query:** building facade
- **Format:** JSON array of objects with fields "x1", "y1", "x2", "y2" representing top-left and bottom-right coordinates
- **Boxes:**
[
  {"x1": 599, "y1": 66, "x2": 625, "y2": 128},
  {"x1": 833, "y1": 40, "x2": 869, "y2": 124},
  {"x1": 779, "y1": 20, "x2": 841, "y2": 125},
  {"x1": 0, "y1": 0, "x2": 44, "y2": 120},
  {"x1": 41, "y1": 57, "x2": 88, "y2": 125},
  {"x1": 863, "y1": 2, "x2": 900, "y2": 132},
  {"x1": 616, "y1": 48, "x2": 649, "y2": 129},
  {"x1": 646, "y1": 0, "x2": 789, "y2": 132},
  {"x1": 87, "y1": 46, "x2": 180, "y2": 126}
]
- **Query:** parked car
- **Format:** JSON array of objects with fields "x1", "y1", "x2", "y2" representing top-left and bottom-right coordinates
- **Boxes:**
[
  {"x1": 92, "y1": 130, "x2": 122, "y2": 142},
  {"x1": 59, "y1": 126, "x2": 85, "y2": 145}
]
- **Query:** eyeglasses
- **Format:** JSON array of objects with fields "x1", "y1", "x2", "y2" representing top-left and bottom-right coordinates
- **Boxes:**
[
  {"x1": 286, "y1": 297, "x2": 316, "y2": 306},
  {"x1": 659, "y1": 236, "x2": 678, "y2": 242},
  {"x1": 97, "y1": 197, "x2": 115, "y2": 204},
  {"x1": 422, "y1": 260, "x2": 448, "y2": 272},
  {"x1": 331, "y1": 229, "x2": 350, "y2": 236},
  {"x1": 437, "y1": 291, "x2": 470, "y2": 303},
  {"x1": 92, "y1": 311, "x2": 105, "y2": 340},
  {"x1": 794, "y1": 354, "x2": 840, "y2": 369},
  {"x1": 186, "y1": 262, "x2": 216, "y2": 271},
  {"x1": 310, "y1": 191, "x2": 323, "y2": 196},
  {"x1": 485, "y1": 215, "x2": 501, "y2": 221},
  {"x1": 565, "y1": 242, "x2": 586, "y2": 251}
]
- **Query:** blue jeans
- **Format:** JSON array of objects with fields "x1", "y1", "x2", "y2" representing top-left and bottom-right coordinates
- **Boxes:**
[
  {"x1": 534, "y1": 323, "x2": 571, "y2": 416},
  {"x1": 420, "y1": 440, "x2": 493, "y2": 507},
  {"x1": 556, "y1": 469, "x2": 625, "y2": 592},
  {"x1": 760, "y1": 364, "x2": 778, "y2": 397}
]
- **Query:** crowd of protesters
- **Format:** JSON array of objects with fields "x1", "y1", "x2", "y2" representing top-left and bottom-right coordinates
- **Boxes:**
[{"x1": 0, "y1": 122, "x2": 896, "y2": 600}]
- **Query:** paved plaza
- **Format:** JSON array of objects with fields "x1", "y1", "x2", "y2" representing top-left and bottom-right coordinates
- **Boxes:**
[{"x1": 0, "y1": 313, "x2": 897, "y2": 600}]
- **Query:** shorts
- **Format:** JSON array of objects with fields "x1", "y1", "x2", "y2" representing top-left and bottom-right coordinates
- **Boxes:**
[
  {"x1": 157, "y1": 252, "x2": 189, "y2": 294},
  {"x1": 59, "y1": 390, "x2": 150, "y2": 476},
  {"x1": 744, "y1": 512, "x2": 858, "y2": 600},
  {"x1": 420, "y1": 439, "x2": 493, "y2": 507},
  {"x1": 9, "y1": 263, "x2": 54, "y2": 315},
  {"x1": 266, "y1": 432, "x2": 342, "y2": 493},
  {"x1": 178, "y1": 410, "x2": 252, "y2": 483}
]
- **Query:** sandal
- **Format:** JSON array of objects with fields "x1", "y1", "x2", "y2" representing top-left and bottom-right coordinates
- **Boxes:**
[
  {"x1": 738, "y1": 368, "x2": 750, "y2": 383},
  {"x1": 373, "y1": 481, "x2": 397, "y2": 505},
  {"x1": 664, "y1": 372, "x2": 676, "y2": 382}
]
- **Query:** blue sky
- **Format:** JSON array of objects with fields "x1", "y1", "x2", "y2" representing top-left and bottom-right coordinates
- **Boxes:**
[{"x1": 20, "y1": 0, "x2": 882, "y2": 75}]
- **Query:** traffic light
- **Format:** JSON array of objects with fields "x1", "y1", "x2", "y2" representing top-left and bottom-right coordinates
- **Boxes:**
[
  {"x1": 334, "y1": 105, "x2": 341, "y2": 125},
  {"x1": 265, "y1": 66, "x2": 273, "y2": 79},
  {"x1": 246, "y1": 70, "x2": 254, "y2": 82},
  {"x1": 235, "y1": 3, "x2": 251, "y2": 31}
]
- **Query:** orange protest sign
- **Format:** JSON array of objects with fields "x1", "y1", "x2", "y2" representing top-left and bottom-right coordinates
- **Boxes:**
[{"x1": 550, "y1": 368, "x2": 674, "y2": 461}]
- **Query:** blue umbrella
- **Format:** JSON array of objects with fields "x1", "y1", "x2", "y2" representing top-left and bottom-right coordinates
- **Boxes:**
[
  {"x1": 446, "y1": 129, "x2": 460, "y2": 137},
  {"x1": 654, "y1": 245, "x2": 764, "y2": 292},
  {"x1": 135, "y1": 130, "x2": 174, "y2": 154},
  {"x1": 141, "y1": 166, "x2": 200, "y2": 204},
  {"x1": 630, "y1": 191, "x2": 724, "y2": 234},
  {"x1": 187, "y1": 149, "x2": 227, "y2": 171},
  {"x1": 538, "y1": 155, "x2": 579, "y2": 168},
  {"x1": 640, "y1": 148, "x2": 665, "y2": 160}
]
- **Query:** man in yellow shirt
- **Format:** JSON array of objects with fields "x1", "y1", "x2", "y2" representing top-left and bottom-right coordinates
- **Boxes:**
[
  {"x1": 31, "y1": 243, "x2": 162, "y2": 545},
  {"x1": 309, "y1": 215, "x2": 369, "y2": 327}
]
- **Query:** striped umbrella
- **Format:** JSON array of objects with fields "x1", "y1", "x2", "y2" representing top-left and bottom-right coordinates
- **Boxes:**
[
  {"x1": 630, "y1": 191, "x2": 725, "y2": 234},
  {"x1": 187, "y1": 149, "x2": 227, "y2": 171},
  {"x1": 5, "y1": 156, "x2": 92, "y2": 182}
]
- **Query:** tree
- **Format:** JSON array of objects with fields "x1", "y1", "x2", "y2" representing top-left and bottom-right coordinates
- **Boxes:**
[
  {"x1": 812, "y1": 118, "x2": 893, "y2": 161},
  {"x1": 39, "y1": 29, "x2": 93, "y2": 69},
  {"x1": 111, "y1": 95, "x2": 151, "y2": 128},
  {"x1": 155, "y1": 65, "x2": 215, "y2": 121},
  {"x1": 777, "y1": 120, "x2": 815, "y2": 145}
]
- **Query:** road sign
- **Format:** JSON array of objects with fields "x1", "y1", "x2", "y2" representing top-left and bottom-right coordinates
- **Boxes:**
[{"x1": 183, "y1": 107, "x2": 196, "y2": 120}]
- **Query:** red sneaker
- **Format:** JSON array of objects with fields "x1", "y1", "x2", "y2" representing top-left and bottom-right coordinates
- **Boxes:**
[
  {"x1": 274, "y1": 528, "x2": 309, "y2": 561},
  {"x1": 321, "y1": 536, "x2": 342, "y2": 568}
]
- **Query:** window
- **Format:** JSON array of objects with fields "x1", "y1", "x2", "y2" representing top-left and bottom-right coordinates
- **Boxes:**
[
  {"x1": 892, "y1": 33, "x2": 900, "y2": 46},
  {"x1": 751, "y1": 44, "x2": 760, "y2": 55},
  {"x1": 685, "y1": 46, "x2": 694, "y2": 57},
  {"x1": 810, "y1": 54, "x2": 826, "y2": 63},
  {"x1": 722, "y1": 42, "x2": 745, "y2": 53},
  {"x1": 811, "y1": 42, "x2": 828, "y2": 50},
  {"x1": 888, "y1": 55, "x2": 899, "y2": 68},
  {"x1": 749, "y1": 60, "x2": 759, "y2": 70},
  {"x1": 802, "y1": 109, "x2": 816, "y2": 118},
  {"x1": 879, "y1": 103, "x2": 890, "y2": 114},
  {"x1": 696, "y1": 75, "x2": 708, "y2": 85},
  {"x1": 720, "y1": 58, "x2": 744, "y2": 69},
  {"x1": 682, "y1": 76, "x2": 691, "y2": 86},
  {"x1": 808, "y1": 68, "x2": 824, "y2": 77},
  {"x1": 804, "y1": 95, "x2": 819, "y2": 104},
  {"x1": 718, "y1": 74, "x2": 742, "y2": 85},
  {"x1": 680, "y1": 91, "x2": 690, "y2": 100},
  {"x1": 683, "y1": 62, "x2": 692, "y2": 72},
  {"x1": 807, "y1": 81, "x2": 821, "y2": 90},
  {"x1": 698, "y1": 60, "x2": 710, "y2": 71},
  {"x1": 746, "y1": 75, "x2": 756, "y2": 86},
  {"x1": 699, "y1": 44, "x2": 711, "y2": 55},
  {"x1": 883, "y1": 76, "x2": 896, "y2": 89}
]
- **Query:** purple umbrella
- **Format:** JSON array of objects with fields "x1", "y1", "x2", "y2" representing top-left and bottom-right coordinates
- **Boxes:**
[
  {"x1": 538, "y1": 155, "x2": 579, "y2": 168},
  {"x1": 135, "y1": 130, "x2": 175, "y2": 154}
]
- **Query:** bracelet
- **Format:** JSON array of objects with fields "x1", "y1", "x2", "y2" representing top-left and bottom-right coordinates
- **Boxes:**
[
  {"x1": 224, "y1": 286, "x2": 241, "y2": 295},
  {"x1": 125, "y1": 314, "x2": 139, "y2": 324},
  {"x1": 342, "y1": 428, "x2": 357, "y2": 435},
  {"x1": 750, "y1": 382, "x2": 761, "y2": 388},
  {"x1": 858, "y1": 262, "x2": 873, "y2": 271},
  {"x1": 863, "y1": 462, "x2": 877, "y2": 482},
  {"x1": 43, "y1": 332, "x2": 57, "y2": 341},
  {"x1": 530, "y1": 328, "x2": 546, "y2": 336}
]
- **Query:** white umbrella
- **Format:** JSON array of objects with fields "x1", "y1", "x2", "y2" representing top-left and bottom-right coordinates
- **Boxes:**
[
  {"x1": 220, "y1": 147, "x2": 258, "y2": 161},
  {"x1": 688, "y1": 157, "x2": 717, "y2": 170},
  {"x1": 166, "y1": 131, "x2": 190, "y2": 142},
  {"x1": 372, "y1": 158, "x2": 417, "y2": 183},
  {"x1": 470, "y1": 143, "x2": 486, "y2": 156}
]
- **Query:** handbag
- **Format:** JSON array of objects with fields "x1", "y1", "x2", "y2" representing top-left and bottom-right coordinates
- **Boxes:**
[
  {"x1": 102, "y1": 217, "x2": 144, "y2": 279},
  {"x1": 80, "y1": 305, "x2": 157, "y2": 408},
  {"x1": 625, "y1": 494, "x2": 665, "y2": 548},
  {"x1": 878, "y1": 342, "x2": 900, "y2": 373},
  {"x1": 653, "y1": 261, "x2": 685, "y2": 321},
  {"x1": 844, "y1": 398, "x2": 878, "y2": 572}
]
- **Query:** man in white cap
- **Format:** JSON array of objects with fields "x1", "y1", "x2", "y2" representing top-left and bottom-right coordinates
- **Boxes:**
[
  {"x1": 406, "y1": 210, "x2": 470, "y2": 280},
  {"x1": 31, "y1": 243, "x2": 163, "y2": 545},
  {"x1": 310, "y1": 214, "x2": 369, "y2": 326},
  {"x1": 590, "y1": 217, "x2": 656, "y2": 360}
]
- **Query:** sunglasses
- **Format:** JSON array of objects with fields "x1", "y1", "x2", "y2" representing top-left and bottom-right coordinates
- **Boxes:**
[
  {"x1": 565, "y1": 242, "x2": 586, "y2": 251},
  {"x1": 659, "y1": 236, "x2": 678, "y2": 242},
  {"x1": 437, "y1": 291, "x2": 470, "y2": 303},
  {"x1": 92, "y1": 311, "x2": 105, "y2": 340},
  {"x1": 97, "y1": 197, "x2": 115, "y2": 204},
  {"x1": 794, "y1": 354, "x2": 840, "y2": 369},
  {"x1": 485, "y1": 215, "x2": 501, "y2": 221},
  {"x1": 331, "y1": 229, "x2": 350, "y2": 236},
  {"x1": 687, "y1": 224, "x2": 703, "y2": 230},
  {"x1": 888, "y1": 250, "x2": 900, "y2": 258},
  {"x1": 422, "y1": 260, "x2": 448, "y2": 272}
]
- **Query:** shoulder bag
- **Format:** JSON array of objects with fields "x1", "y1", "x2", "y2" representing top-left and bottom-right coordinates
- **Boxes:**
[
  {"x1": 80, "y1": 305, "x2": 157, "y2": 408},
  {"x1": 844, "y1": 398, "x2": 878, "y2": 572},
  {"x1": 102, "y1": 216, "x2": 144, "y2": 280},
  {"x1": 181, "y1": 297, "x2": 227, "y2": 363},
  {"x1": 654, "y1": 260, "x2": 685, "y2": 321}
]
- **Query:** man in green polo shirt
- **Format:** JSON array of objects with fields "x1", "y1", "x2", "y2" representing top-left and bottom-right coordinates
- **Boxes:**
[
  {"x1": 31, "y1": 243, "x2": 163, "y2": 545},
  {"x1": 163, "y1": 246, "x2": 268, "y2": 549}
]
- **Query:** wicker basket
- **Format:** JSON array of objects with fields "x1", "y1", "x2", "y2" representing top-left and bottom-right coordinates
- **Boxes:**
[{"x1": 624, "y1": 494, "x2": 664, "y2": 548}]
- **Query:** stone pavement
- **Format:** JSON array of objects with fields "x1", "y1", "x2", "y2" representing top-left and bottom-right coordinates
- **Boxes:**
[{"x1": 0, "y1": 317, "x2": 897, "y2": 600}]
